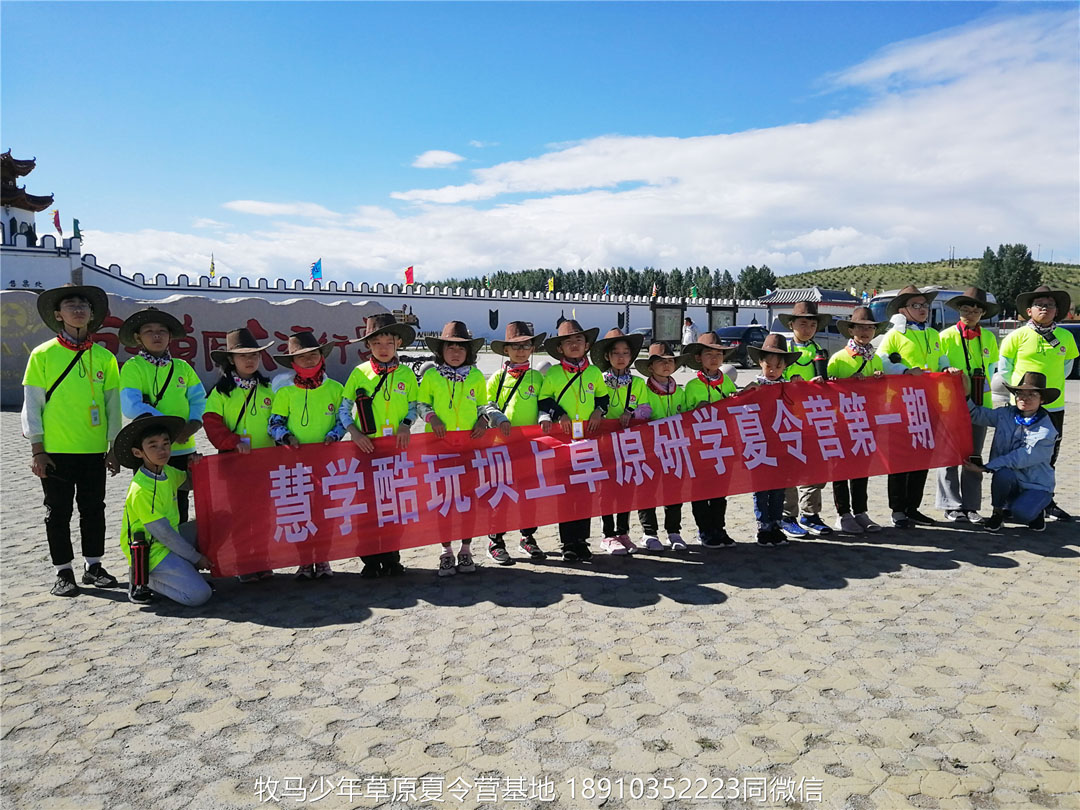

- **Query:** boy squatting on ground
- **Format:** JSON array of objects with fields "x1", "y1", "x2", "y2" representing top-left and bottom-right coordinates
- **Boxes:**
[
  {"x1": 22, "y1": 284, "x2": 123, "y2": 597},
  {"x1": 116, "y1": 415, "x2": 213, "y2": 607}
]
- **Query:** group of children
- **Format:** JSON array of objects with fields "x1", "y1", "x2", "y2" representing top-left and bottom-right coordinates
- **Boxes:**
[{"x1": 23, "y1": 282, "x2": 1070, "y2": 607}]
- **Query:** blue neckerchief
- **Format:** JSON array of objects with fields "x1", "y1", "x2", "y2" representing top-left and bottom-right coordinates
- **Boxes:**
[
  {"x1": 907, "y1": 321, "x2": 927, "y2": 331},
  {"x1": 1014, "y1": 410, "x2": 1039, "y2": 427}
]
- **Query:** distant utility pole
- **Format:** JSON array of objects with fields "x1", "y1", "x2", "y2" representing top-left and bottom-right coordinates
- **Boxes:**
[{"x1": 1036, "y1": 244, "x2": 1041, "y2": 262}]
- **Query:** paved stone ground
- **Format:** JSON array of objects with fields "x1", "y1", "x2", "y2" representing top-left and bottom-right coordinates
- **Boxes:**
[{"x1": 2, "y1": 380, "x2": 1078, "y2": 810}]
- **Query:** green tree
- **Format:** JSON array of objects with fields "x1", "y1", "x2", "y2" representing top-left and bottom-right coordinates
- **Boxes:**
[
  {"x1": 735, "y1": 265, "x2": 776, "y2": 299},
  {"x1": 716, "y1": 269, "x2": 736, "y2": 298},
  {"x1": 976, "y1": 244, "x2": 1041, "y2": 318}
]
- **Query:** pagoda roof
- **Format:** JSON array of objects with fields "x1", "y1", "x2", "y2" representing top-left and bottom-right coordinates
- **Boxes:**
[
  {"x1": 1, "y1": 185, "x2": 54, "y2": 212},
  {"x1": 760, "y1": 285, "x2": 858, "y2": 304},
  {"x1": 1, "y1": 150, "x2": 38, "y2": 182}
]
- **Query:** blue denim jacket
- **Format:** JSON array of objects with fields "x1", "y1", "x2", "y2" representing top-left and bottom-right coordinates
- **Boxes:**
[{"x1": 968, "y1": 402, "x2": 1056, "y2": 493}]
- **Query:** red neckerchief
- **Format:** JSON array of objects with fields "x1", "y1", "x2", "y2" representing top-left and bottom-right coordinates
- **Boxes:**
[
  {"x1": 371, "y1": 358, "x2": 399, "y2": 375},
  {"x1": 56, "y1": 331, "x2": 93, "y2": 352},
  {"x1": 560, "y1": 357, "x2": 589, "y2": 374},
  {"x1": 647, "y1": 376, "x2": 676, "y2": 396},
  {"x1": 294, "y1": 358, "x2": 326, "y2": 389},
  {"x1": 696, "y1": 370, "x2": 725, "y2": 388},
  {"x1": 505, "y1": 361, "x2": 531, "y2": 379},
  {"x1": 958, "y1": 320, "x2": 982, "y2": 340}
]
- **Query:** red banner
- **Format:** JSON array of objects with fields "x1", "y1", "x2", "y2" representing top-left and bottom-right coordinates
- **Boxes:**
[{"x1": 192, "y1": 373, "x2": 972, "y2": 576}]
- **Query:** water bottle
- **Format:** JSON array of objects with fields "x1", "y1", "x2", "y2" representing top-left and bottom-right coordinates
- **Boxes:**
[
  {"x1": 128, "y1": 530, "x2": 153, "y2": 604},
  {"x1": 813, "y1": 348, "x2": 829, "y2": 380}
]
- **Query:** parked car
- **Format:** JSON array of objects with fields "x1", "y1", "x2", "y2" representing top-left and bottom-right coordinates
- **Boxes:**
[
  {"x1": 768, "y1": 317, "x2": 847, "y2": 358},
  {"x1": 713, "y1": 324, "x2": 769, "y2": 368},
  {"x1": 630, "y1": 327, "x2": 653, "y2": 345}
]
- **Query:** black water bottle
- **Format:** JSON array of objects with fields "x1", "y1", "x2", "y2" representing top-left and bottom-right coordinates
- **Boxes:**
[
  {"x1": 128, "y1": 530, "x2": 154, "y2": 604},
  {"x1": 969, "y1": 366, "x2": 986, "y2": 406},
  {"x1": 813, "y1": 348, "x2": 829, "y2": 380}
]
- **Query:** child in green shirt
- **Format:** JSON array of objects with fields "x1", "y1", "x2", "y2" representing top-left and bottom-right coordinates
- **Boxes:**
[
  {"x1": 418, "y1": 321, "x2": 510, "y2": 576},
  {"x1": 341, "y1": 313, "x2": 419, "y2": 578},
  {"x1": 486, "y1": 321, "x2": 548, "y2": 565}
]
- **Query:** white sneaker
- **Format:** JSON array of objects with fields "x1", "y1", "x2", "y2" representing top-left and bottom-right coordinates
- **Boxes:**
[
  {"x1": 669, "y1": 533, "x2": 688, "y2": 551},
  {"x1": 837, "y1": 513, "x2": 863, "y2": 534},
  {"x1": 965, "y1": 511, "x2": 985, "y2": 525},
  {"x1": 641, "y1": 535, "x2": 664, "y2": 551},
  {"x1": 600, "y1": 537, "x2": 629, "y2": 555},
  {"x1": 855, "y1": 513, "x2": 882, "y2": 533}
]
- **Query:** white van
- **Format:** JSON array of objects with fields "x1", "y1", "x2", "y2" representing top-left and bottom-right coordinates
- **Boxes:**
[{"x1": 868, "y1": 286, "x2": 1001, "y2": 335}]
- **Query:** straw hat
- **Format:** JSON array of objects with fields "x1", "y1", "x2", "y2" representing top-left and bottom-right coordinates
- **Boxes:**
[
  {"x1": 36, "y1": 284, "x2": 109, "y2": 333},
  {"x1": 836, "y1": 306, "x2": 890, "y2": 339},
  {"x1": 272, "y1": 331, "x2": 334, "y2": 368},
  {"x1": 118, "y1": 307, "x2": 185, "y2": 348},
  {"x1": 590, "y1": 328, "x2": 645, "y2": 370},
  {"x1": 490, "y1": 321, "x2": 546, "y2": 356},
  {"x1": 944, "y1": 287, "x2": 1000, "y2": 320},
  {"x1": 356, "y1": 312, "x2": 416, "y2": 347},
  {"x1": 543, "y1": 319, "x2": 600, "y2": 359},
  {"x1": 633, "y1": 342, "x2": 681, "y2": 376},
  {"x1": 113, "y1": 415, "x2": 187, "y2": 470},
  {"x1": 209, "y1": 328, "x2": 275, "y2": 367},
  {"x1": 777, "y1": 301, "x2": 832, "y2": 329},
  {"x1": 747, "y1": 333, "x2": 802, "y2": 365},
  {"x1": 886, "y1": 285, "x2": 938, "y2": 318},
  {"x1": 680, "y1": 332, "x2": 736, "y2": 370}
]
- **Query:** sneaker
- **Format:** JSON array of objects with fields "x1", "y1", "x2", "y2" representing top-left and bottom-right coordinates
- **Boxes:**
[
  {"x1": 562, "y1": 546, "x2": 580, "y2": 562},
  {"x1": 1029, "y1": 514, "x2": 1046, "y2": 532},
  {"x1": 779, "y1": 519, "x2": 808, "y2": 539},
  {"x1": 238, "y1": 572, "x2": 261, "y2": 584},
  {"x1": 294, "y1": 565, "x2": 315, "y2": 581},
  {"x1": 128, "y1": 583, "x2": 154, "y2": 604},
  {"x1": 770, "y1": 527, "x2": 790, "y2": 546},
  {"x1": 51, "y1": 569, "x2": 79, "y2": 597},
  {"x1": 837, "y1": 513, "x2": 864, "y2": 534},
  {"x1": 983, "y1": 512, "x2": 1003, "y2": 532},
  {"x1": 438, "y1": 553, "x2": 457, "y2": 577},
  {"x1": 713, "y1": 529, "x2": 736, "y2": 547},
  {"x1": 641, "y1": 535, "x2": 664, "y2": 551},
  {"x1": 943, "y1": 510, "x2": 967, "y2": 523},
  {"x1": 798, "y1": 515, "x2": 833, "y2": 536},
  {"x1": 360, "y1": 562, "x2": 382, "y2": 578},
  {"x1": 81, "y1": 562, "x2": 119, "y2": 588},
  {"x1": 600, "y1": 537, "x2": 629, "y2": 556},
  {"x1": 1046, "y1": 503, "x2": 1073, "y2": 522},
  {"x1": 314, "y1": 562, "x2": 334, "y2": 579},
  {"x1": 384, "y1": 562, "x2": 405, "y2": 576},
  {"x1": 669, "y1": 533, "x2": 688, "y2": 551},
  {"x1": 519, "y1": 536, "x2": 547, "y2": 560},
  {"x1": 576, "y1": 542, "x2": 593, "y2": 562},
  {"x1": 891, "y1": 511, "x2": 912, "y2": 529},
  {"x1": 488, "y1": 542, "x2": 515, "y2": 565},
  {"x1": 456, "y1": 551, "x2": 476, "y2": 573},
  {"x1": 965, "y1": 511, "x2": 986, "y2": 525},
  {"x1": 854, "y1": 513, "x2": 882, "y2": 533},
  {"x1": 616, "y1": 534, "x2": 639, "y2": 554},
  {"x1": 907, "y1": 509, "x2": 935, "y2": 525},
  {"x1": 756, "y1": 529, "x2": 774, "y2": 547}
]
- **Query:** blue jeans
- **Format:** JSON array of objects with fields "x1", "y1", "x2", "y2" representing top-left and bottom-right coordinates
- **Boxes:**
[
  {"x1": 990, "y1": 468, "x2": 1052, "y2": 524},
  {"x1": 753, "y1": 489, "x2": 785, "y2": 529}
]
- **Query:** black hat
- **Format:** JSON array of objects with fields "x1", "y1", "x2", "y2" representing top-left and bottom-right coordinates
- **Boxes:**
[
  {"x1": 944, "y1": 287, "x2": 1000, "y2": 320},
  {"x1": 209, "y1": 328, "x2": 275, "y2": 367},
  {"x1": 356, "y1": 313, "x2": 416, "y2": 347},
  {"x1": 36, "y1": 284, "x2": 109, "y2": 333},
  {"x1": 272, "y1": 331, "x2": 334, "y2": 368},
  {"x1": 590, "y1": 328, "x2": 645, "y2": 370},
  {"x1": 114, "y1": 415, "x2": 187, "y2": 470},
  {"x1": 119, "y1": 307, "x2": 185, "y2": 348}
]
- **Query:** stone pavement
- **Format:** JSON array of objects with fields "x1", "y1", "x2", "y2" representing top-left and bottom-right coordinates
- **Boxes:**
[{"x1": 1, "y1": 383, "x2": 1078, "y2": 810}]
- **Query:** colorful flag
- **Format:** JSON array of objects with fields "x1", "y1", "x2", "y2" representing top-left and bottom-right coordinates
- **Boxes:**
[
  {"x1": 651, "y1": 282, "x2": 658, "y2": 298},
  {"x1": 52, "y1": 210, "x2": 62, "y2": 236},
  {"x1": 72, "y1": 219, "x2": 82, "y2": 239},
  {"x1": 690, "y1": 285, "x2": 698, "y2": 299},
  {"x1": 603, "y1": 281, "x2": 611, "y2": 295},
  {"x1": 310, "y1": 258, "x2": 323, "y2": 281},
  {"x1": 404, "y1": 266, "x2": 415, "y2": 285},
  {"x1": 210, "y1": 253, "x2": 216, "y2": 279},
  {"x1": 547, "y1": 276, "x2": 555, "y2": 292}
]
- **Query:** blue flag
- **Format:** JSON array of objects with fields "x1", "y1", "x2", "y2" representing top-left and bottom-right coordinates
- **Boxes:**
[{"x1": 310, "y1": 258, "x2": 322, "y2": 281}]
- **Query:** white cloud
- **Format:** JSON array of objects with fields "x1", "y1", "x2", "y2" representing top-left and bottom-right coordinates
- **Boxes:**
[
  {"x1": 192, "y1": 217, "x2": 227, "y2": 230},
  {"x1": 90, "y1": 9, "x2": 1079, "y2": 284},
  {"x1": 469, "y1": 140, "x2": 500, "y2": 148},
  {"x1": 411, "y1": 150, "x2": 466, "y2": 169}
]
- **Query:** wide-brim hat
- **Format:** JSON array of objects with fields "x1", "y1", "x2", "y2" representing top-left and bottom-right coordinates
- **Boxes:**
[
  {"x1": 590, "y1": 328, "x2": 645, "y2": 370},
  {"x1": 680, "y1": 333, "x2": 737, "y2": 370},
  {"x1": 747, "y1": 333, "x2": 802, "y2": 366},
  {"x1": 634, "y1": 342, "x2": 682, "y2": 376},
  {"x1": 114, "y1": 415, "x2": 186, "y2": 470},
  {"x1": 944, "y1": 287, "x2": 1000, "y2": 320},
  {"x1": 491, "y1": 321, "x2": 546, "y2": 356},
  {"x1": 887, "y1": 285, "x2": 939, "y2": 318},
  {"x1": 1004, "y1": 371, "x2": 1060, "y2": 404},
  {"x1": 210, "y1": 328, "x2": 275, "y2": 367},
  {"x1": 778, "y1": 301, "x2": 832, "y2": 329},
  {"x1": 836, "y1": 306, "x2": 891, "y2": 339},
  {"x1": 1015, "y1": 285, "x2": 1071, "y2": 318},
  {"x1": 543, "y1": 319, "x2": 600, "y2": 359},
  {"x1": 356, "y1": 312, "x2": 416, "y2": 347},
  {"x1": 36, "y1": 284, "x2": 109, "y2": 333},
  {"x1": 424, "y1": 321, "x2": 484, "y2": 357},
  {"x1": 118, "y1": 307, "x2": 185, "y2": 348},
  {"x1": 272, "y1": 331, "x2": 334, "y2": 368}
]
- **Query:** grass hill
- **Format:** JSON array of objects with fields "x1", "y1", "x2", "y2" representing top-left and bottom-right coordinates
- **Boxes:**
[{"x1": 776, "y1": 258, "x2": 1080, "y2": 307}]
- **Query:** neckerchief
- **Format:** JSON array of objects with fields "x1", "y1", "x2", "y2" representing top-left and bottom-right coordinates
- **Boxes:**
[
  {"x1": 604, "y1": 370, "x2": 632, "y2": 389},
  {"x1": 755, "y1": 375, "x2": 783, "y2": 386},
  {"x1": 294, "y1": 359, "x2": 325, "y2": 389},
  {"x1": 647, "y1": 377, "x2": 676, "y2": 396},
  {"x1": 232, "y1": 372, "x2": 258, "y2": 391},
  {"x1": 56, "y1": 331, "x2": 93, "y2": 352},
  {"x1": 139, "y1": 348, "x2": 171, "y2": 367},
  {"x1": 958, "y1": 320, "x2": 982, "y2": 340},
  {"x1": 847, "y1": 339, "x2": 875, "y2": 360},
  {"x1": 1014, "y1": 409, "x2": 1040, "y2": 427},
  {"x1": 371, "y1": 358, "x2": 399, "y2": 375},
  {"x1": 560, "y1": 357, "x2": 589, "y2": 375},
  {"x1": 504, "y1": 361, "x2": 531, "y2": 379},
  {"x1": 906, "y1": 321, "x2": 927, "y2": 331},
  {"x1": 437, "y1": 364, "x2": 471, "y2": 383},
  {"x1": 696, "y1": 370, "x2": 726, "y2": 388},
  {"x1": 1027, "y1": 319, "x2": 1057, "y2": 340}
]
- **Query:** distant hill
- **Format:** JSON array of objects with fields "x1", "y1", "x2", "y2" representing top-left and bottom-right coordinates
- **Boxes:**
[{"x1": 776, "y1": 258, "x2": 1080, "y2": 307}]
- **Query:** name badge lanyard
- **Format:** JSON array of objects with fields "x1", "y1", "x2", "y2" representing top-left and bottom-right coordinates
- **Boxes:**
[
  {"x1": 86, "y1": 350, "x2": 100, "y2": 427},
  {"x1": 494, "y1": 370, "x2": 528, "y2": 413},
  {"x1": 958, "y1": 332, "x2": 984, "y2": 375}
]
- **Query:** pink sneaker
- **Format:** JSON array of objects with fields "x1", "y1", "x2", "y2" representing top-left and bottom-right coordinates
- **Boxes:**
[
  {"x1": 600, "y1": 537, "x2": 629, "y2": 555},
  {"x1": 616, "y1": 534, "x2": 639, "y2": 554}
]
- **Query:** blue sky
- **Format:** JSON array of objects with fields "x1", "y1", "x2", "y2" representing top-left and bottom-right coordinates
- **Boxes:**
[{"x1": 3, "y1": 2, "x2": 1077, "y2": 282}]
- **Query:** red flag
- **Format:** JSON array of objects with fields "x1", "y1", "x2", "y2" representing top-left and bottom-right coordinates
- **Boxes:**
[
  {"x1": 405, "y1": 266, "x2": 415, "y2": 285},
  {"x1": 52, "y1": 210, "x2": 62, "y2": 236}
]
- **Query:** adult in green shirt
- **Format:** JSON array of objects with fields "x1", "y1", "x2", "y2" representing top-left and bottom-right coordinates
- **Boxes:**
[
  {"x1": 999, "y1": 285, "x2": 1078, "y2": 522},
  {"x1": 22, "y1": 285, "x2": 122, "y2": 596}
]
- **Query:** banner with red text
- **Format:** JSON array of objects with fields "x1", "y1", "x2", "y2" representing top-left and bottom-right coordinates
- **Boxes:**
[{"x1": 193, "y1": 373, "x2": 972, "y2": 576}]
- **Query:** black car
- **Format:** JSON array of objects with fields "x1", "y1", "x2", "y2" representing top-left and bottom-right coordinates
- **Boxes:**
[
  {"x1": 713, "y1": 325, "x2": 770, "y2": 368},
  {"x1": 1060, "y1": 322, "x2": 1080, "y2": 380}
]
